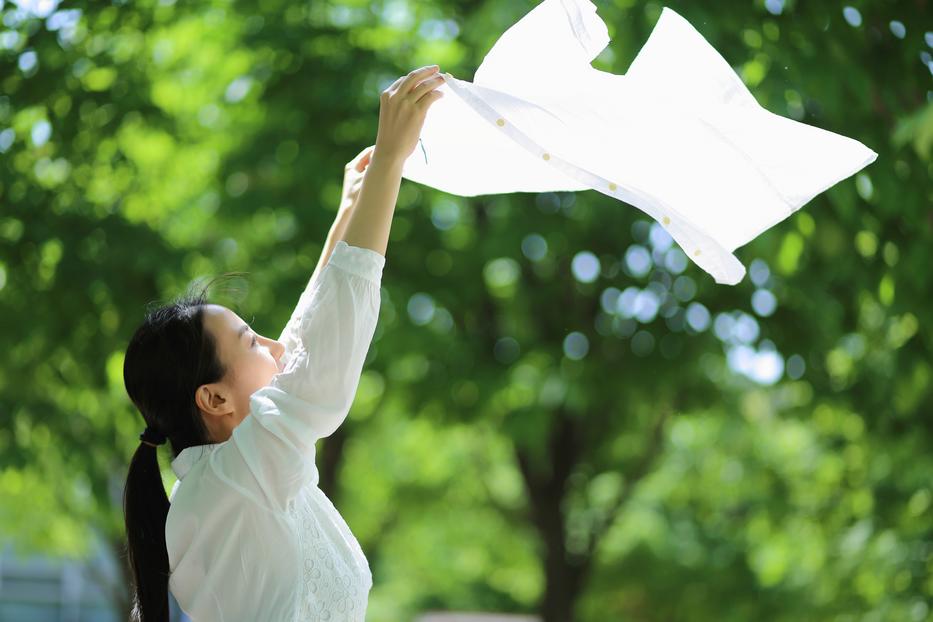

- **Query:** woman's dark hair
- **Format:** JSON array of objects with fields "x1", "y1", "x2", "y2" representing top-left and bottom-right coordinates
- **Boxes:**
[{"x1": 121, "y1": 273, "x2": 246, "y2": 622}]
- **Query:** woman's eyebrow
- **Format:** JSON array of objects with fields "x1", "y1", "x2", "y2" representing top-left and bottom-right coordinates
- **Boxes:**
[{"x1": 237, "y1": 324, "x2": 251, "y2": 340}]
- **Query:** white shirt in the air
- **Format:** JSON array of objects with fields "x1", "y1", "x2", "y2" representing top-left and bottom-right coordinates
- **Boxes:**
[
  {"x1": 401, "y1": 0, "x2": 877, "y2": 285},
  {"x1": 165, "y1": 240, "x2": 385, "y2": 622}
]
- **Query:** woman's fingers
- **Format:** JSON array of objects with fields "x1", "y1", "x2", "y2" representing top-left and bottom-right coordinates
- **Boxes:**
[
  {"x1": 383, "y1": 66, "x2": 439, "y2": 99},
  {"x1": 410, "y1": 74, "x2": 445, "y2": 102},
  {"x1": 397, "y1": 65, "x2": 439, "y2": 95},
  {"x1": 416, "y1": 89, "x2": 444, "y2": 108},
  {"x1": 385, "y1": 73, "x2": 407, "y2": 94},
  {"x1": 373, "y1": 64, "x2": 442, "y2": 163}
]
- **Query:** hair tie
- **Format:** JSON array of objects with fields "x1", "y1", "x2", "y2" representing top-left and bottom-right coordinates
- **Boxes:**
[{"x1": 139, "y1": 426, "x2": 167, "y2": 448}]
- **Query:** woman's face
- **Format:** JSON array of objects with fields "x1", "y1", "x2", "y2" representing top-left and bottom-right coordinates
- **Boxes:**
[{"x1": 196, "y1": 304, "x2": 286, "y2": 442}]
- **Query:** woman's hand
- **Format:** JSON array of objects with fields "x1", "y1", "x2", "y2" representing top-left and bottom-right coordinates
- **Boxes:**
[
  {"x1": 340, "y1": 64, "x2": 444, "y2": 256},
  {"x1": 339, "y1": 145, "x2": 375, "y2": 213},
  {"x1": 372, "y1": 65, "x2": 445, "y2": 167},
  {"x1": 311, "y1": 146, "x2": 377, "y2": 285}
]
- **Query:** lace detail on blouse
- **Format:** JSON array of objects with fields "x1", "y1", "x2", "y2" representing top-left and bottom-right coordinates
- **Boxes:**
[{"x1": 288, "y1": 485, "x2": 372, "y2": 621}]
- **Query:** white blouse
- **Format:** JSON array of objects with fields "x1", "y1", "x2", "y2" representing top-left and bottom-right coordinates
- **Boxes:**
[
  {"x1": 401, "y1": 0, "x2": 877, "y2": 284},
  {"x1": 165, "y1": 240, "x2": 385, "y2": 622}
]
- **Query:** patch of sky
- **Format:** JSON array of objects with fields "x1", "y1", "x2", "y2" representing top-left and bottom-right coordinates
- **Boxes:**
[
  {"x1": 225, "y1": 76, "x2": 253, "y2": 103},
  {"x1": 726, "y1": 344, "x2": 784, "y2": 385},
  {"x1": 624, "y1": 244, "x2": 652, "y2": 278},
  {"x1": 31, "y1": 119, "x2": 51, "y2": 146},
  {"x1": 751, "y1": 289, "x2": 777, "y2": 317},
  {"x1": 889, "y1": 21, "x2": 906, "y2": 39},
  {"x1": 430, "y1": 198, "x2": 461, "y2": 231},
  {"x1": 749, "y1": 258, "x2": 770, "y2": 287},
  {"x1": 664, "y1": 247, "x2": 688, "y2": 274},
  {"x1": 407, "y1": 292, "x2": 435, "y2": 326},
  {"x1": 842, "y1": 6, "x2": 862, "y2": 28},
  {"x1": 418, "y1": 18, "x2": 459, "y2": 40},
  {"x1": 685, "y1": 302, "x2": 711, "y2": 332},
  {"x1": 12, "y1": 0, "x2": 60, "y2": 18},
  {"x1": 713, "y1": 311, "x2": 760, "y2": 345},
  {"x1": 571, "y1": 251, "x2": 600, "y2": 283}
]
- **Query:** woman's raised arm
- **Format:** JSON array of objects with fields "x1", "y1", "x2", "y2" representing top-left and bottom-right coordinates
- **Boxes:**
[
  {"x1": 225, "y1": 65, "x2": 445, "y2": 511},
  {"x1": 342, "y1": 64, "x2": 445, "y2": 256}
]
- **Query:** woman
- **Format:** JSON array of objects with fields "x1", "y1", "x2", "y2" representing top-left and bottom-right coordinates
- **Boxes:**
[{"x1": 121, "y1": 64, "x2": 446, "y2": 622}]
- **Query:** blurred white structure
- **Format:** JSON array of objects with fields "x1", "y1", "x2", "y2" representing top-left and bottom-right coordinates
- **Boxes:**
[{"x1": 0, "y1": 536, "x2": 189, "y2": 622}]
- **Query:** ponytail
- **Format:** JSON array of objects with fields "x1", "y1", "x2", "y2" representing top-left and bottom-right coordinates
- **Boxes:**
[
  {"x1": 121, "y1": 274, "x2": 241, "y2": 621},
  {"x1": 123, "y1": 441, "x2": 171, "y2": 621}
]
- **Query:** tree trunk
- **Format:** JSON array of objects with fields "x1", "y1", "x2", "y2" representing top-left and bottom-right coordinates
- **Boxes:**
[{"x1": 515, "y1": 411, "x2": 587, "y2": 622}]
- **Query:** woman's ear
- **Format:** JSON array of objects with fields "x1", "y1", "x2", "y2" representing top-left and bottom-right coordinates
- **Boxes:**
[{"x1": 194, "y1": 383, "x2": 233, "y2": 417}]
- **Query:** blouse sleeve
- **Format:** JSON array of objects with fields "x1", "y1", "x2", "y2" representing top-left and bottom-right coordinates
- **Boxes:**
[
  {"x1": 274, "y1": 255, "x2": 326, "y2": 373},
  {"x1": 229, "y1": 240, "x2": 385, "y2": 511}
]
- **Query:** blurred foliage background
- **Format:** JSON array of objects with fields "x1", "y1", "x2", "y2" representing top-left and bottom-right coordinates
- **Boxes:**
[{"x1": 1, "y1": 0, "x2": 931, "y2": 620}]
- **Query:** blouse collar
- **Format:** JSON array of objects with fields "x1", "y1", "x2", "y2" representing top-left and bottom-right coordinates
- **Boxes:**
[{"x1": 171, "y1": 443, "x2": 220, "y2": 480}]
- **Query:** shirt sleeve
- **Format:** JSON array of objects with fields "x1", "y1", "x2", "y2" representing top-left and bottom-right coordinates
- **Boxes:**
[
  {"x1": 230, "y1": 240, "x2": 385, "y2": 511},
  {"x1": 275, "y1": 254, "x2": 326, "y2": 373}
]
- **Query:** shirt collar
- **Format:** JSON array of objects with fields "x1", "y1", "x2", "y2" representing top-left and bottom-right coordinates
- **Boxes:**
[{"x1": 170, "y1": 443, "x2": 220, "y2": 480}]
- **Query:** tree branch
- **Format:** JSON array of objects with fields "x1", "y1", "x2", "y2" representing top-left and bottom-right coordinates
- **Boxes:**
[{"x1": 584, "y1": 403, "x2": 672, "y2": 559}]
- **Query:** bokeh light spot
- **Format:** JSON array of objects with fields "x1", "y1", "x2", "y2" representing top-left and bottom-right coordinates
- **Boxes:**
[
  {"x1": 521, "y1": 233, "x2": 547, "y2": 261},
  {"x1": 624, "y1": 244, "x2": 652, "y2": 278},
  {"x1": 751, "y1": 289, "x2": 778, "y2": 317},
  {"x1": 563, "y1": 331, "x2": 589, "y2": 360},
  {"x1": 631, "y1": 330, "x2": 655, "y2": 356},
  {"x1": 685, "y1": 302, "x2": 711, "y2": 332},
  {"x1": 843, "y1": 6, "x2": 862, "y2": 27},
  {"x1": 407, "y1": 293, "x2": 435, "y2": 326},
  {"x1": 786, "y1": 354, "x2": 806, "y2": 379},
  {"x1": 571, "y1": 251, "x2": 600, "y2": 283}
]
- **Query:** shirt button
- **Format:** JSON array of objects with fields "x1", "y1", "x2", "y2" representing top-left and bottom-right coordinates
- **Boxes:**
[
  {"x1": 608, "y1": 182, "x2": 617, "y2": 191},
  {"x1": 542, "y1": 153, "x2": 550, "y2": 161},
  {"x1": 662, "y1": 216, "x2": 670, "y2": 225},
  {"x1": 496, "y1": 118, "x2": 505, "y2": 126}
]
